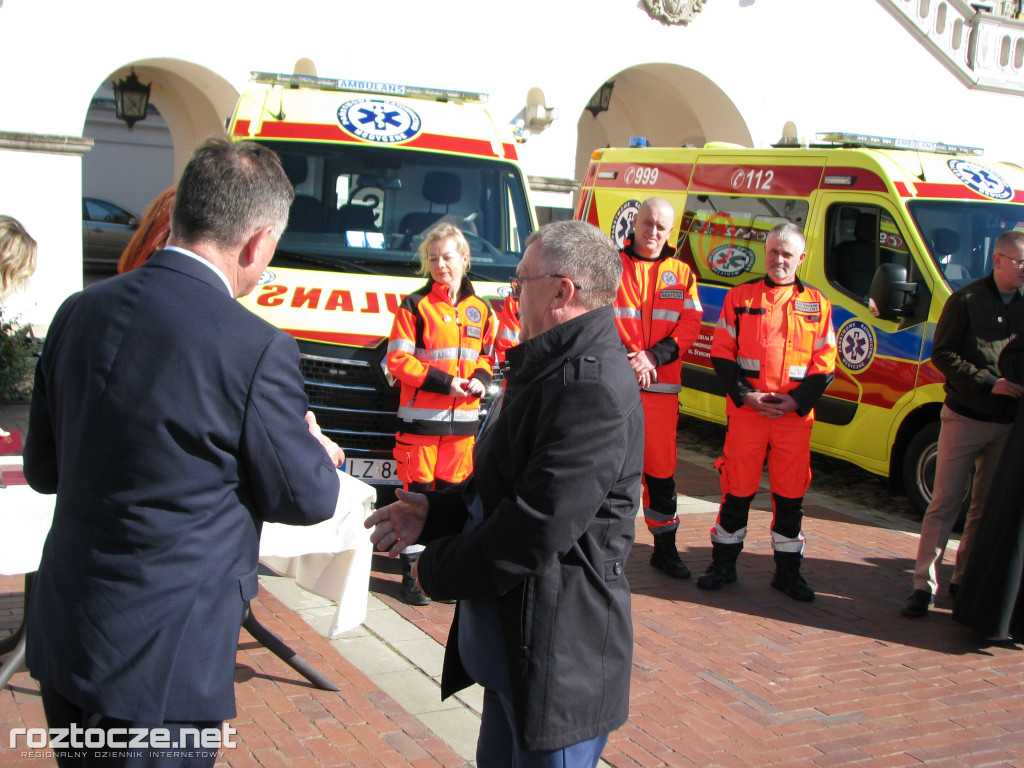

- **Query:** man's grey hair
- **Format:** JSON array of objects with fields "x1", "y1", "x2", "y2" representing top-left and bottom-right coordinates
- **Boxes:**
[
  {"x1": 525, "y1": 220, "x2": 621, "y2": 309},
  {"x1": 767, "y1": 222, "x2": 806, "y2": 251},
  {"x1": 171, "y1": 137, "x2": 294, "y2": 250}
]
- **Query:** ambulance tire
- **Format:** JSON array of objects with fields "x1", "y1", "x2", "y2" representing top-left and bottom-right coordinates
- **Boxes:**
[{"x1": 902, "y1": 421, "x2": 970, "y2": 529}]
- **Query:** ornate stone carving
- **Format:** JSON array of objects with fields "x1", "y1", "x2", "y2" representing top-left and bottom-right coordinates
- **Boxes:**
[{"x1": 641, "y1": 0, "x2": 706, "y2": 26}]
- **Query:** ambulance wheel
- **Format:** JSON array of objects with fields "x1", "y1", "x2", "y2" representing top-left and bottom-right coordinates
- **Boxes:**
[
  {"x1": 902, "y1": 422, "x2": 939, "y2": 517},
  {"x1": 902, "y1": 421, "x2": 970, "y2": 528}
]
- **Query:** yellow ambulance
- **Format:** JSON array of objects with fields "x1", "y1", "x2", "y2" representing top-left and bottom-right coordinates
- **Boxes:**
[
  {"x1": 576, "y1": 133, "x2": 1024, "y2": 514},
  {"x1": 229, "y1": 72, "x2": 535, "y2": 502}
]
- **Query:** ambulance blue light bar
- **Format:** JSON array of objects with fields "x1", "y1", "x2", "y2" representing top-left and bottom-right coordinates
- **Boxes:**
[
  {"x1": 250, "y1": 71, "x2": 488, "y2": 103},
  {"x1": 816, "y1": 132, "x2": 983, "y2": 156}
]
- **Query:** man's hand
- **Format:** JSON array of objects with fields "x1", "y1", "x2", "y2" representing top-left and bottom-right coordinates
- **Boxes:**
[
  {"x1": 305, "y1": 411, "x2": 345, "y2": 467},
  {"x1": 992, "y1": 377, "x2": 1024, "y2": 399},
  {"x1": 449, "y1": 377, "x2": 485, "y2": 398},
  {"x1": 742, "y1": 391, "x2": 799, "y2": 419},
  {"x1": 364, "y1": 488, "x2": 429, "y2": 557},
  {"x1": 627, "y1": 350, "x2": 658, "y2": 389}
]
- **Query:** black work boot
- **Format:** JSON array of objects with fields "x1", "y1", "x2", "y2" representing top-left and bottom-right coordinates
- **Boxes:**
[
  {"x1": 771, "y1": 551, "x2": 815, "y2": 602},
  {"x1": 696, "y1": 542, "x2": 742, "y2": 590},
  {"x1": 650, "y1": 528, "x2": 691, "y2": 579},
  {"x1": 400, "y1": 551, "x2": 430, "y2": 606}
]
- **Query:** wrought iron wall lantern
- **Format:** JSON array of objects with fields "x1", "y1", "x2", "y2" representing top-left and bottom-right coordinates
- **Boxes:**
[
  {"x1": 585, "y1": 81, "x2": 615, "y2": 118},
  {"x1": 113, "y1": 68, "x2": 151, "y2": 130}
]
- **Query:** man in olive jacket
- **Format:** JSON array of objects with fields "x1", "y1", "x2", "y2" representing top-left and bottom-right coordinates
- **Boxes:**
[{"x1": 366, "y1": 220, "x2": 643, "y2": 766}]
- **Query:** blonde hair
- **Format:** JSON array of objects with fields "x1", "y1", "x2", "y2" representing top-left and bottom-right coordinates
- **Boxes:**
[
  {"x1": 0, "y1": 215, "x2": 38, "y2": 300},
  {"x1": 416, "y1": 222, "x2": 470, "y2": 278}
]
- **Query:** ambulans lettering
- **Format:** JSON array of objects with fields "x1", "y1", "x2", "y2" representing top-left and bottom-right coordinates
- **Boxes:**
[
  {"x1": 611, "y1": 200, "x2": 641, "y2": 249},
  {"x1": 337, "y1": 80, "x2": 405, "y2": 95},
  {"x1": 947, "y1": 159, "x2": 1013, "y2": 200},
  {"x1": 337, "y1": 99, "x2": 422, "y2": 144},
  {"x1": 707, "y1": 244, "x2": 755, "y2": 278},
  {"x1": 255, "y1": 284, "x2": 403, "y2": 314},
  {"x1": 836, "y1": 320, "x2": 875, "y2": 372}
]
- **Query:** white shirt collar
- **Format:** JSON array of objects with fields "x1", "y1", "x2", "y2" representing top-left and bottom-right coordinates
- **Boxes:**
[{"x1": 162, "y1": 245, "x2": 234, "y2": 296}]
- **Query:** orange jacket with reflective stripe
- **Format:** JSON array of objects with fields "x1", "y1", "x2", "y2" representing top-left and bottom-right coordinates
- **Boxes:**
[
  {"x1": 613, "y1": 244, "x2": 703, "y2": 393},
  {"x1": 710, "y1": 277, "x2": 837, "y2": 417},
  {"x1": 494, "y1": 295, "x2": 520, "y2": 363},
  {"x1": 386, "y1": 278, "x2": 496, "y2": 436}
]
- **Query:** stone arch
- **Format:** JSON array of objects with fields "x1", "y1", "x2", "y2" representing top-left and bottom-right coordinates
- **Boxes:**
[
  {"x1": 91, "y1": 59, "x2": 238, "y2": 182},
  {"x1": 575, "y1": 62, "x2": 751, "y2": 185}
]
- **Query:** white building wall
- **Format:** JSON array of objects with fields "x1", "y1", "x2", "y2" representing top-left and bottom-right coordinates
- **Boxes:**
[{"x1": 2, "y1": 0, "x2": 1024, "y2": 329}]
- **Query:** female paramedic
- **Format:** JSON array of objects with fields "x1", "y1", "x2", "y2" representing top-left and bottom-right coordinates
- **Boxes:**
[{"x1": 385, "y1": 222, "x2": 496, "y2": 604}]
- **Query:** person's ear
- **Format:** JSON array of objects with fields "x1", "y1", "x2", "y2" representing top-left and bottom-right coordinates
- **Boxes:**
[
  {"x1": 551, "y1": 276, "x2": 573, "y2": 309},
  {"x1": 241, "y1": 224, "x2": 276, "y2": 267}
]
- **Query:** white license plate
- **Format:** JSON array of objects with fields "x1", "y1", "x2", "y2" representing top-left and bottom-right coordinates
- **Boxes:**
[{"x1": 345, "y1": 458, "x2": 401, "y2": 484}]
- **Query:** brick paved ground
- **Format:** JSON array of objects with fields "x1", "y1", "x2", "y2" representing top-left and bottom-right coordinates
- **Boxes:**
[{"x1": 3, "y1": 398, "x2": 1024, "y2": 767}]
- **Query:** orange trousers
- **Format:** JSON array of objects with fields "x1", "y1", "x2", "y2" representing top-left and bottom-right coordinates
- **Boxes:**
[
  {"x1": 641, "y1": 391, "x2": 680, "y2": 533},
  {"x1": 393, "y1": 433, "x2": 475, "y2": 488},
  {"x1": 712, "y1": 406, "x2": 812, "y2": 551}
]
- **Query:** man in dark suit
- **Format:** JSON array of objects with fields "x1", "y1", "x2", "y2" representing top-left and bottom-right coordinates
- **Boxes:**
[{"x1": 23, "y1": 137, "x2": 343, "y2": 767}]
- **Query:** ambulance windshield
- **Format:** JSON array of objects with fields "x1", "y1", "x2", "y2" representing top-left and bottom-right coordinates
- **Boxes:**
[
  {"x1": 908, "y1": 200, "x2": 1024, "y2": 290},
  {"x1": 262, "y1": 140, "x2": 534, "y2": 281}
]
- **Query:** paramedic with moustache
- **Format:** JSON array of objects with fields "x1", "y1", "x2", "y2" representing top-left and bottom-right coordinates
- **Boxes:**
[
  {"x1": 385, "y1": 222, "x2": 496, "y2": 605},
  {"x1": 699, "y1": 222, "x2": 836, "y2": 601},
  {"x1": 613, "y1": 197, "x2": 703, "y2": 579}
]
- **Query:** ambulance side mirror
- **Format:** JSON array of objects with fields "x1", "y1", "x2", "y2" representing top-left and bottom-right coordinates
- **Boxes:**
[{"x1": 868, "y1": 263, "x2": 918, "y2": 322}]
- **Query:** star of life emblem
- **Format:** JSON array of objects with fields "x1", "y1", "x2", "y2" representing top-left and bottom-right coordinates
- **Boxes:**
[{"x1": 337, "y1": 99, "x2": 422, "y2": 144}]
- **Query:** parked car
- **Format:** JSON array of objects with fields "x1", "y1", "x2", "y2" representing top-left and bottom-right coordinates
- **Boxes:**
[{"x1": 83, "y1": 197, "x2": 138, "y2": 272}]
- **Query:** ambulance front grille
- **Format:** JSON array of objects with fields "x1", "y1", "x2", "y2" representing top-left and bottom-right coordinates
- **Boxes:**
[{"x1": 299, "y1": 354, "x2": 399, "y2": 458}]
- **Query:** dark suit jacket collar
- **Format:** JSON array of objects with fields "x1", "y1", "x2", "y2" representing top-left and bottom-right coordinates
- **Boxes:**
[{"x1": 143, "y1": 248, "x2": 232, "y2": 296}]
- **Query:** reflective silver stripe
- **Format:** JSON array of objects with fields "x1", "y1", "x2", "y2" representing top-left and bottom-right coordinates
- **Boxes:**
[
  {"x1": 615, "y1": 306, "x2": 642, "y2": 320},
  {"x1": 653, "y1": 309, "x2": 680, "y2": 323},
  {"x1": 717, "y1": 317, "x2": 736, "y2": 338},
  {"x1": 397, "y1": 405, "x2": 482, "y2": 422},
  {"x1": 388, "y1": 338, "x2": 416, "y2": 354},
  {"x1": 771, "y1": 530, "x2": 805, "y2": 554},
  {"x1": 643, "y1": 506, "x2": 677, "y2": 525},
  {"x1": 481, "y1": 342, "x2": 494, "y2": 357},
  {"x1": 684, "y1": 297, "x2": 702, "y2": 311},
  {"x1": 642, "y1": 382, "x2": 682, "y2": 394},
  {"x1": 789, "y1": 365, "x2": 808, "y2": 380},
  {"x1": 415, "y1": 347, "x2": 481, "y2": 362},
  {"x1": 711, "y1": 524, "x2": 747, "y2": 545},
  {"x1": 737, "y1": 357, "x2": 760, "y2": 371},
  {"x1": 814, "y1": 330, "x2": 837, "y2": 349},
  {"x1": 499, "y1": 327, "x2": 519, "y2": 343}
]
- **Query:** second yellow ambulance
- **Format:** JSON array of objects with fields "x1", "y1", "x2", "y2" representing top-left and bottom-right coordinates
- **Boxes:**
[{"x1": 576, "y1": 133, "x2": 1024, "y2": 513}]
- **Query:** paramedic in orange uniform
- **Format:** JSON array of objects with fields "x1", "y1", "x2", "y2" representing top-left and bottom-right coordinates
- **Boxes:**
[
  {"x1": 697, "y1": 222, "x2": 836, "y2": 601},
  {"x1": 386, "y1": 222, "x2": 496, "y2": 604},
  {"x1": 614, "y1": 197, "x2": 703, "y2": 579},
  {"x1": 494, "y1": 293, "x2": 520, "y2": 364}
]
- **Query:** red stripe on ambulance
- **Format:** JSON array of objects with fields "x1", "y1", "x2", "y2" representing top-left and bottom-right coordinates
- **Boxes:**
[
  {"x1": 591, "y1": 163, "x2": 692, "y2": 192},
  {"x1": 691, "y1": 164, "x2": 824, "y2": 197}
]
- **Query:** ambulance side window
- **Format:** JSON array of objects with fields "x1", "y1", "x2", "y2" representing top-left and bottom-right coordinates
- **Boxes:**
[
  {"x1": 678, "y1": 194, "x2": 808, "y2": 287},
  {"x1": 825, "y1": 205, "x2": 916, "y2": 303}
]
